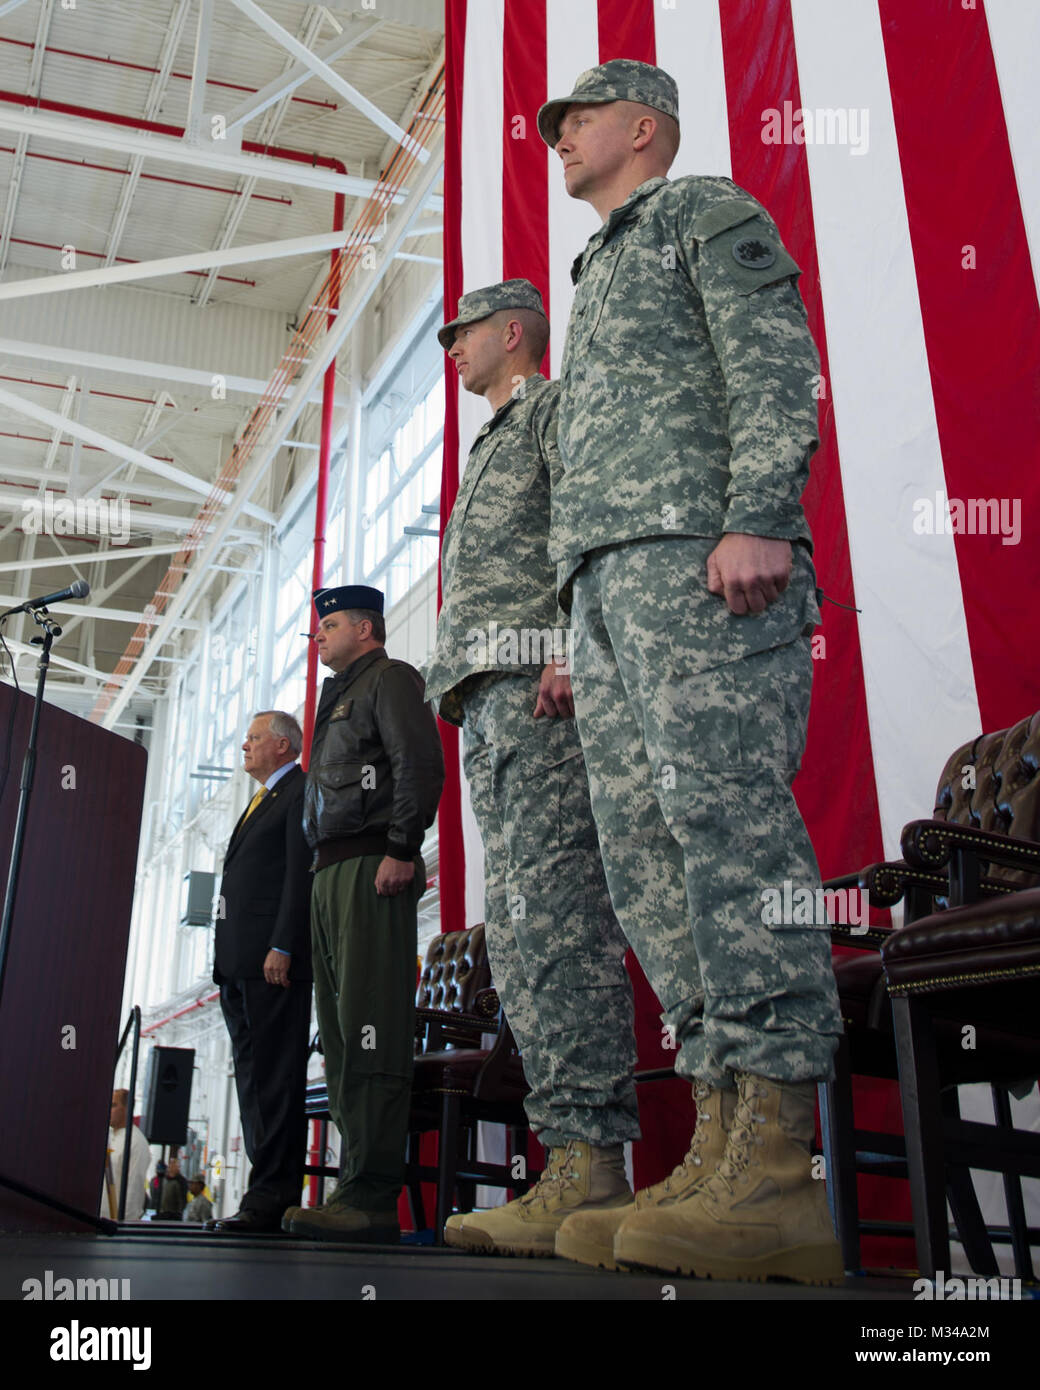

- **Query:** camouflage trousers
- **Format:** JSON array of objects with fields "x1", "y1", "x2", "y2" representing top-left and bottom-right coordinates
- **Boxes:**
[
  {"x1": 569, "y1": 536, "x2": 842, "y2": 1087},
  {"x1": 462, "y1": 672, "x2": 639, "y2": 1148}
]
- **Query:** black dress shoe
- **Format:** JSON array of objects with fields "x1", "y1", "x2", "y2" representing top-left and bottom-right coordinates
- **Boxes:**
[{"x1": 211, "y1": 1209, "x2": 284, "y2": 1234}]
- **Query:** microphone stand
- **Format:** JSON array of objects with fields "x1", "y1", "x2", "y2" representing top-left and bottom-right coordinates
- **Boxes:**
[{"x1": 0, "y1": 606, "x2": 115, "y2": 1232}]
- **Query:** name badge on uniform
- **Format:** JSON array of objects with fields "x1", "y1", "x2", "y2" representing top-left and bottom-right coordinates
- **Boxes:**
[{"x1": 330, "y1": 699, "x2": 353, "y2": 721}]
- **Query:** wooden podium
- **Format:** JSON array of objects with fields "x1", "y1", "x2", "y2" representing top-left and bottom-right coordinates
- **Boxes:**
[{"x1": 0, "y1": 683, "x2": 147, "y2": 1231}]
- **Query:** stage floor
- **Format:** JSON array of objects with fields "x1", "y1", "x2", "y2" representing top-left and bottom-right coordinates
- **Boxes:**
[{"x1": 2, "y1": 1224, "x2": 918, "y2": 1302}]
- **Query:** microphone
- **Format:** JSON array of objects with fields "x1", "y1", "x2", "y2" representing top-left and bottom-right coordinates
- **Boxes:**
[{"x1": 1, "y1": 580, "x2": 90, "y2": 619}]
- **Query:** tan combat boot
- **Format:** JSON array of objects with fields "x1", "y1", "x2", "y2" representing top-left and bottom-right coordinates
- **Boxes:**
[
  {"x1": 443, "y1": 1139, "x2": 631, "y2": 1256},
  {"x1": 614, "y1": 1072, "x2": 844, "y2": 1285},
  {"x1": 555, "y1": 1081, "x2": 736, "y2": 1271}
]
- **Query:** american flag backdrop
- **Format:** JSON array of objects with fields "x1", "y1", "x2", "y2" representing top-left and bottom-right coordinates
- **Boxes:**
[{"x1": 436, "y1": 0, "x2": 1040, "y2": 1232}]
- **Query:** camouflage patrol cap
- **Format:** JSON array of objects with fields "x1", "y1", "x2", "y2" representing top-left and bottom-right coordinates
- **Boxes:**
[
  {"x1": 438, "y1": 278, "x2": 547, "y2": 350},
  {"x1": 537, "y1": 59, "x2": 680, "y2": 147}
]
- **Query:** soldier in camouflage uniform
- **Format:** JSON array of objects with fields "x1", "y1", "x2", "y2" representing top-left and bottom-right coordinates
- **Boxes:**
[
  {"x1": 536, "y1": 61, "x2": 844, "y2": 1283},
  {"x1": 425, "y1": 280, "x2": 638, "y2": 1255}
]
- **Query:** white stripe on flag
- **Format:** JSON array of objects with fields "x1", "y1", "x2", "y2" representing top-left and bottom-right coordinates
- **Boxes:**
[
  {"x1": 458, "y1": 2, "x2": 507, "y2": 929},
  {"x1": 546, "y1": 0, "x2": 601, "y2": 377},
  {"x1": 655, "y1": 0, "x2": 732, "y2": 181},
  {"x1": 459, "y1": 0, "x2": 505, "y2": 462},
  {"x1": 791, "y1": 0, "x2": 980, "y2": 853},
  {"x1": 985, "y1": 0, "x2": 1040, "y2": 303}
]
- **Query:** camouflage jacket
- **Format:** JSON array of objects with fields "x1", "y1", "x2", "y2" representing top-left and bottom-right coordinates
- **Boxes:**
[
  {"x1": 426, "y1": 374, "x2": 566, "y2": 726},
  {"x1": 552, "y1": 175, "x2": 819, "y2": 604}
]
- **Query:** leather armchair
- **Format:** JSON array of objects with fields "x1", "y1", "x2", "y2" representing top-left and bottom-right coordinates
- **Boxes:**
[
  {"x1": 822, "y1": 710, "x2": 1040, "y2": 1278},
  {"x1": 407, "y1": 924, "x2": 535, "y2": 1243}
]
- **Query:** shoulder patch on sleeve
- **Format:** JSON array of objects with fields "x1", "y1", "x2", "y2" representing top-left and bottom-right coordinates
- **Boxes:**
[
  {"x1": 700, "y1": 212, "x2": 802, "y2": 295},
  {"x1": 689, "y1": 197, "x2": 765, "y2": 243}
]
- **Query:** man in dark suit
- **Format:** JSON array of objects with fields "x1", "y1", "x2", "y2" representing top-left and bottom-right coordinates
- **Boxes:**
[{"x1": 210, "y1": 710, "x2": 313, "y2": 1234}]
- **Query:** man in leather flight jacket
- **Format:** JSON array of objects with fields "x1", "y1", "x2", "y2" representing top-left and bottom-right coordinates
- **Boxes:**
[{"x1": 284, "y1": 584, "x2": 444, "y2": 1243}]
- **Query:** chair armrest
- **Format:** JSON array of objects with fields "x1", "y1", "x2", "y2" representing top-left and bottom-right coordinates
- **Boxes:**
[
  {"x1": 901, "y1": 820, "x2": 1040, "y2": 881},
  {"x1": 825, "y1": 860, "x2": 948, "y2": 911},
  {"x1": 829, "y1": 922, "x2": 891, "y2": 951},
  {"x1": 415, "y1": 1005, "x2": 500, "y2": 1037},
  {"x1": 824, "y1": 853, "x2": 1020, "y2": 948},
  {"x1": 822, "y1": 865, "x2": 910, "y2": 950}
]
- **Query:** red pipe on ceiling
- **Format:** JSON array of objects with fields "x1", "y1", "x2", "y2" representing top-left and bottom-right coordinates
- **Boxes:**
[
  {"x1": 0, "y1": 35, "x2": 337, "y2": 111},
  {"x1": 0, "y1": 375, "x2": 179, "y2": 407},
  {"x1": 0, "y1": 143, "x2": 292, "y2": 204},
  {"x1": 0, "y1": 89, "x2": 347, "y2": 288},
  {"x1": 0, "y1": 433, "x2": 171, "y2": 465},
  {"x1": 0, "y1": 88, "x2": 349, "y2": 175}
]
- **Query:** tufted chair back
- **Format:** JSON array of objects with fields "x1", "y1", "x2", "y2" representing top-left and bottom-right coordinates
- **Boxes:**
[
  {"x1": 932, "y1": 709, "x2": 1040, "y2": 890},
  {"x1": 415, "y1": 924, "x2": 491, "y2": 1014}
]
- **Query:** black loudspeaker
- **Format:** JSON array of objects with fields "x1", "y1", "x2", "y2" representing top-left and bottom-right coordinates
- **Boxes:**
[{"x1": 141, "y1": 1046, "x2": 195, "y2": 1146}]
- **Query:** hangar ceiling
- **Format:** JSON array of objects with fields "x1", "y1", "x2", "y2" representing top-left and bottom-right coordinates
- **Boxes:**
[{"x1": 0, "y1": 0, "x2": 445, "y2": 732}]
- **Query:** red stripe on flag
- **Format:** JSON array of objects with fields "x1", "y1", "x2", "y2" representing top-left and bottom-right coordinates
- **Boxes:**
[
  {"x1": 880, "y1": 0, "x2": 1040, "y2": 729},
  {"x1": 439, "y1": 0, "x2": 467, "y2": 934},
  {"x1": 598, "y1": 0, "x2": 656, "y2": 64},
  {"x1": 503, "y1": 0, "x2": 550, "y2": 357},
  {"x1": 718, "y1": 0, "x2": 906, "y2": 1268},
  {"x1": 718, "y1": 0, "x2": 884, "y2": 881}
]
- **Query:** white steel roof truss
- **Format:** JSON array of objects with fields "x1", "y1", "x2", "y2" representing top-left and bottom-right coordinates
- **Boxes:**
[
  {"x1": 0, "y1": 107, "x2": 388, "y2": 198},
  {"x1": 0, "y1": 382, "x2": 274, "y2": 526},
  {"x1": 101, "y1": 139, "x2": 445, "y2": 727},
  {"x1": 0, "y1": 543, "x2": 182, "y2": 575},
  {"x1": 0, "y1": 461, "x2": 258, "y2": 514},
  {"x1": 0, "y1": 230, "x2": 352, "y2": 302},
  {"x1": 0, "y1": 635, "x2": 156, "y2": 692},
  {"x1": 47, "y1": 548, "x2": 165, "y2": 652},
  {"x1": 221, "y1": 15, "x2": 386, "y2": 135},
  {"x1": 0, "y1": 491, "x2": 262, "y2": 544},
  {"x1": 184, "y1": 0, "x2": 215, "y2": 147},
  {"x1": 227, "y1": 0, "x2": 430, "y2": 163},
  {"x1": 0, "y1": 0, "x2": 55, "y2": 273},
  {"x1": 193, "y1": 3, "x2": 325, "y2": 308},
  {"x1": 40, "y1": 375, "x2": 77, "y2": 472},
  {"x1": 0, "y1": 337, "x2": 337, "y2": 405},
  {"x1": 104, "y1": 0, "x2": 192, "y2": 268},
  {"x1": 0, "y1": 592, "x2": 201, "y2": 630}
]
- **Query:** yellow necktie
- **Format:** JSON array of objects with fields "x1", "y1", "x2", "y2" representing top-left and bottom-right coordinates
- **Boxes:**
[{"x1": 242, "y1": 786, "x2": 267, "y2": 823}]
